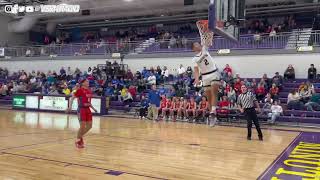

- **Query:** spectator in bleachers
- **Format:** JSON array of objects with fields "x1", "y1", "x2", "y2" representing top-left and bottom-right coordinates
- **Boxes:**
[
  {"x1": 223, "y1": 64, "x2": 233, "y2": 78},
  {"x1": 306, "y1": 81, "x2": 315, "y2": 95},
  {"x1": 169, "y1": 36, "x2": 176, "y2": 49},
  {"x1": 217, "y1": 84, "x2": 225, "y2": 101},
  {"x1": 158, "y1": 85, "x2": 166, "y2": 96},
  {"x1": 177, "y1": 64, "x2": 186, "y2": 78},
  {"x1": 0, "y1": 83, "x2": 8, "y2": 96},
  {"x1": 234, "y1": 78, "x2": 242, "y2": 94},
  {"x1": 121, "y1": 86, "x2": 133, "y2": 103},
  {"x1": 235, "y1": 73, "x2": 241, "y2": 79},
  {"x1": 243, "y1": 79, "x2": 251, "y2": 87},
  {"x1": 217, "y1": 96, "x2": 231, "y2": 115},
  {"x1": 308, "y1": 64, "x2": 317, "y2": 80},
  {"x1": 182, "y1": 36, "x2": 188, "y2": 49},
  {"x1": 225, "y1": 72, "x2": 235, "y2": 85},
  {"x1": 194, "y1": 91, "x2": 202, "y2": 104},
  {"x1": 284, "y1": 64, "x2": 295, "y2": 80},
  {"x1": 267, "y1": 100, "x2": 283, "y2": 124},
  {"x1": 269, "y1": 28, "x2": 277, "y2": 37},
  {"x1": 262, "y1": 93, "x2": 274, "y2": 114},
  {"x1": 269, "y1": 83, "x2": 279, "y2": 100},
  {"x1": 186, "y1": 66, "x2": 192, "y2": 78},
  {"x1": 299, "y1": 84, "x2": 312, "y2": 104},
  {"x1": 247, "y1": 79, "x2": 255, "y2": 91},
  {"x1": 147, "y1": 72, "x2": 156, "y2": 86},
  {"x1": 139, "y1": 95, "x2": 149, "y2": 119},
  {"x1": 305, "y1": 93, "x2": 320, "y2": 111},
  {"x1": 60, "y1": 67, "x2": 66, "y2": 78},
  {"x1": 48, "y1": 86, "x2": 59, "y2": 95},
  {"x1": 128, "y1": 85, "x2": 137, "y2": 100},
  {"x1": 256, "y1": 83, "x2": 266, "y2": 102},
  {"x1": 25, "y1": 49, "x2": 31, "y2": 57},
  {"x1": 125, "y1": 69, "x2": 134, "y2": 80},
  {"x1": 141, "y1": 67, "x2": 148, "y2": 79},
  {"x1": 105, "y1": 83, "x2": 115, "y2": 99},
  {"x1": 227, "y1": 86, "x2": 236, "y2": 104},
  {"x1": 272, "y1": 72, "x2": 283, "y2": 89},
  {"x1": 156, "y1": 66, "x2": 162, "y2": 77},
  {"x1": 262, "y1": 74, "x2": 271, "y2": 89},
  {"x1": 176, "y1": 36, "x2": 182, "y2": 48},
  {"x1": 62, "y1": 85, "x2": 71, "y2": 96},
  {"x1": 162, "y1": 66, "x2": 169, "y2": 82},
  {"x1": 66, "y1": 67, "x2": 73, "y2": 80},
  {"x1": 135, "y1": 70, "x2": 142, "y2": 80},
  {"x1": 287, "y1": 89, "x2": 303, "y2": 110}
]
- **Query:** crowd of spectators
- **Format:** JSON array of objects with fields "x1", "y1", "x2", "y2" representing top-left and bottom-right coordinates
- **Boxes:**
[
  {"x1": 245, "y1": 15, "x2": 297, "y2": 36},
  {"x1": 2, "y1": 62, "x2": 320, "y2": 124},
  {"x1": 20, "y1": 14, "x2": 310, "y2": 58}
]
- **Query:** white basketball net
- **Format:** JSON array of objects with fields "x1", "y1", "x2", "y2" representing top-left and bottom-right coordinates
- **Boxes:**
[{"x1": 197, "y1": 20, "x2": 214, "y2": 47}]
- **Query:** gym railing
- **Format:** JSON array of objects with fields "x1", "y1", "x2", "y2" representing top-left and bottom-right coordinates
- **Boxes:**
[{"x1": 2, "y1": 31, "x2": 320, "y2": 58}]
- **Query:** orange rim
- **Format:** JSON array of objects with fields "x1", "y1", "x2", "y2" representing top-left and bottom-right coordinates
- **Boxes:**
[
  {"x1": 197, "y1": 20, "x2": 209, "y2": 32},
  {"x1": 197, "y1": 20, "x2": 208, "y2": 24}
]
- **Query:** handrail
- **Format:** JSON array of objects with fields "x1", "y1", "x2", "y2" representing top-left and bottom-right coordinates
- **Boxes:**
[{"x1": 2, "y1": 29, "x2": 320, "y2": 57}]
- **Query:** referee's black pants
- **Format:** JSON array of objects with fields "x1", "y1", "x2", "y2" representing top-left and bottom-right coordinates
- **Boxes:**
[{"x1": 244, "y1": 108, "x2": 263, "y2": 138}]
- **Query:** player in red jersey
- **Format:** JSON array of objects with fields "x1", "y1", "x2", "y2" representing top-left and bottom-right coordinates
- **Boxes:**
[
  {"x1": 187, "y1": 97, "x2": 197, "y2": 120},
  {"x1": 196, "y1": 96, "x2": 209, "y2": 120},
  {"x1": 170, "y1": 97, "x2": 182, "y2": 121},
  {"x1": 162, "y1": 97, "x2": 172, "y2": 121},
  {"x1": 181, "y1": 98, "x2": 189, "y2": 121},
  {"x1": 67, "y1": 79, "x2": 97, "y2": 149},
  {"x1": 173, "y1": 97, "x2": 183, "y2": 121},
  {"x1": 158, "y1": 95, "x2": 167, "y2": 120}
]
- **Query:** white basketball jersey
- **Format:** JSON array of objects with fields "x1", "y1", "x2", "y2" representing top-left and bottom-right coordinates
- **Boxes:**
[{"x1": 192, "y1": 47, "x2": 217, "y2": 75}]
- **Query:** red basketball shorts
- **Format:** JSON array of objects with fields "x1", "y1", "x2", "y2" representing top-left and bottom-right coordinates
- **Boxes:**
[{"x1": 78, "y1": 108, "x2": 92, "y2": 122}]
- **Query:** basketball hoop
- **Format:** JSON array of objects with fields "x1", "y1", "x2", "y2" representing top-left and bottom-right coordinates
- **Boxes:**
[{"x1": 197, "y1": 20, "x2": 214, "y2": 47}]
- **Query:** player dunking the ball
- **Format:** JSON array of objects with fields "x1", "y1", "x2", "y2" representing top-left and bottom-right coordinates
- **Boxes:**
[
  {"x1": 192, "y1": 20, "x2": 220, "y2": 127},
  {"x1": 67, "y1": 79, "x2": 97, "y2": 148}
]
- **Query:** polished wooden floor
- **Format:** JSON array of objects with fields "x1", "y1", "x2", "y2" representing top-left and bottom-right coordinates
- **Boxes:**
[{"x1": 0, "y1": 109, "x2": 317, "y2": 180}]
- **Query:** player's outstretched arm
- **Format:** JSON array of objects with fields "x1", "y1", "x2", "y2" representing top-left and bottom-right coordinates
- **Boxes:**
[{"x1": 194, "y1": 66, "x2": 200, "y2": 86}]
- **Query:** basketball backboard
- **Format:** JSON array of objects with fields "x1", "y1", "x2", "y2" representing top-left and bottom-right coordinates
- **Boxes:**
[{"x1": 209, "y1": 0, "x2": 244, "y2": 43}]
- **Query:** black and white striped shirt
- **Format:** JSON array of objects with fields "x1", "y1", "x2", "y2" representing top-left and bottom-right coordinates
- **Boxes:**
[{"x1": 237, "y1": 92, "x2": 257, "y2": 109}]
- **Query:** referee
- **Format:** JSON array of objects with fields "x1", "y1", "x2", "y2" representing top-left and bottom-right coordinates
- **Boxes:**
[{"x1": 237, "y1": 85, "x2": 263, "y2": 141}]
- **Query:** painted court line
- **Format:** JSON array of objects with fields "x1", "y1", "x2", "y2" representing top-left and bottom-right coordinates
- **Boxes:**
[
  {"x1": 256, "y1": 132, "x2": 302, "y2": 180},
  {"x1": 0, "y1": 133, "x2": 78, "y2": 151},
  {"x1": 0, "y1": 131, "x2": 57, "y2": 138},
  {"x1": 0, "y1": 152, "x2": 168, "y2": 180},
  {"x1": 90, "y1": 134, "x2": 280, "y2": 156}
]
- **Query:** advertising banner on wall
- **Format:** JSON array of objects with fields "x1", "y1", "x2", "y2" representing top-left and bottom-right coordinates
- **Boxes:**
[
  {"x1": 71, "y1": 98, "x2": 101, "y2": 113},
  {"x1": 13, "y1": 95, "x2": 26, "y2": 108},
  {"x1": 39, "y1": 96, "x2": 68, "y2": 111},
  {"x1": 26, "y1": 95, "x2": 39, "y2": 109}
]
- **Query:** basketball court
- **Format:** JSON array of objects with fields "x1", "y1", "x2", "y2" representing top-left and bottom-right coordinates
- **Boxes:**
[{"x1": 0, "y1": 109, "x2": 319, "y2": 179}]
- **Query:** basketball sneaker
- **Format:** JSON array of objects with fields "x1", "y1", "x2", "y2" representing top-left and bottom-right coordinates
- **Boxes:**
[
  {"x1": 75, "y1": 138, "x2": 84, "y2": 149},
  {"x1": 210, "y1": 117, "x2": 217, "y2": 127}
]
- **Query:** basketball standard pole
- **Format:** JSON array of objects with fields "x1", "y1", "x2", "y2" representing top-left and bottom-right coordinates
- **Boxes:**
[{"x1": 208, "y1": 0, "x2": 215, "y2": 31}]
